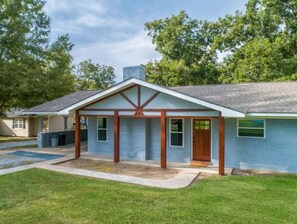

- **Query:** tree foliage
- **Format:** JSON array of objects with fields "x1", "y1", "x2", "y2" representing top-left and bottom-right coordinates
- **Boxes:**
[
  {"x1": 145, "y1": 1, "x2": 297, "y2": 86},
  {"x1": 145, "y1": 11, "x2": 220, "y2": 86},
  {"x1": 215, "y1": 0, "x2": 297, "y2": 83},
  {"x1": 76, "y1": 60, "x2": 116, "y2": 90},
  {"x1": 0, "y1": 0, "x2": 75, "y2": 116}
]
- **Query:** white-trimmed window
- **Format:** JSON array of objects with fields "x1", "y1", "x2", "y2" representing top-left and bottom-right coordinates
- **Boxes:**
[
  {"x1": 12, "y1": 118, "x2": 26, "y2": 129},
  {"x1": 237, "y1": 119, "x2": 265, "y2": 138},
  {"x1": 97, "y1": 117, "x2": 108, "y2": 142},
  {"x1": 169, "y1": 118, "x2": 184, "y2": 147}
]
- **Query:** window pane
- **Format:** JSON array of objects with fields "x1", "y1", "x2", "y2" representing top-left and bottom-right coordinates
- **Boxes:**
[
  {"x1": 171, "y1": 133, "x2": 183, "y2": 146},
  {"x1": 238, "y1": 128, "x2": 264, "y2": 137},
  {"x1": 97, "y1": 118, "x2": 107, "y2": 129},
  {"x1": 171, "y1": 119, "x2": 183, "y2": 132},
  {"x1": 195, "y1": 120, "x2": 210, "y2": 130},
  {"x1": 98, "y1": 130, "x2": 107, "y2": 141},
  {"x1": 239, "y1": 120, "x2": 264, "y2": 128}
]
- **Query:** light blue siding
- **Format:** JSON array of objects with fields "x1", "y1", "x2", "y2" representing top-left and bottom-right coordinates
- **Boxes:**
[
  {"x1": 88, "y1": 116, "x2": 297, "y2": 173},
  {"x1": 167, "y1": 118, "x2": 192, "y2": 163},
  {"x1": 87, "y1": 117, "x2": 192, "y2": 163},
  {"x1": 120, "y1": 118, "x2": 146, "y2": 160},
  {"x1": 85, "y1": 94, "x2": 134, "y2": 109},
  {"x1": 211, "y1": 118, "x2": 219, "y2": 164},
  {"x1": 88, "y1": 116, "x2": 114, "y2": 156},
  {"x1": 146, "y1": 119, "x2": 160, "y2": 160},
  {"x1": 140, "y1": 86, "x2": 158, "y2": 105},
  {"x1": 145, "y1": 93, "x2": 207, "y2": 109},
  {"x1": 123, "y1": 87, "x2": 137, "y2": 105},
  {"x1": 211, "y1": 119, "x2": 297, "y2": 173}
]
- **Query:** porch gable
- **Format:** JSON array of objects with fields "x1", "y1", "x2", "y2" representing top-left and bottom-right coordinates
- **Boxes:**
[{"x1": 80, "y1": 85, "x2": 217, "y2": 117}]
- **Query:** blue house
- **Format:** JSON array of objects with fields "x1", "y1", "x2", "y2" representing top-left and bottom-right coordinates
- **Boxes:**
[{"x1": 25, "y1": 66, "x2": 297, "y2": 175}]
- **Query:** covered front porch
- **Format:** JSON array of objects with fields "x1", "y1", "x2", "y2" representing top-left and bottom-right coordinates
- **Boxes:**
[{"x1": 74, "y1": 84, "x2": 227, "y2": 175}]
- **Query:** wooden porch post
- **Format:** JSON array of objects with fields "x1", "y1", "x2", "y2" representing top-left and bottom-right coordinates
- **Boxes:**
[
  {"x1": 219, "y1": 114, "x2": 225, "y2": 175},
  {"x1": 160, "y1": 110, "x2": 167, "y2": 168},
  {"x1": 75, "y1": 110, "x2": 81, "y2": 158},
  {"x1": 114, "y1": 110, "x2": 120, "y2": 162}
]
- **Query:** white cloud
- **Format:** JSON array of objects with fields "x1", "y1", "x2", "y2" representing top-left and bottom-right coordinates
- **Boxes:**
[
  {"x1": 73, "y1": 30, "x2": 161, "y2": 81},
  {"x1": 44, "y1": 1, "x2": 160, "y2": 81},
  {"x1": 45, "y1": 0, "x2": 131, "y2": 35},
  {"x1": 45, "y1": 0, "x2": 106, "y2": 14},
  {"x1": 76, "y1": 14, "x2": 131, "y2": 28}
]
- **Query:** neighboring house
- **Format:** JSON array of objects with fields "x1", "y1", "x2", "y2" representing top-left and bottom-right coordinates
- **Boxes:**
[
  {"x1": 26, "y1": 66, "x2": 297, "y2": 174},
  {"x1": 0, "y1": 109, "x2": 38, "y2": 137}
]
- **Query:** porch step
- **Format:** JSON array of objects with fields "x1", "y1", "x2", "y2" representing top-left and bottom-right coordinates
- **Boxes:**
[{"x1": 190, "y1": 160, "x2": 211, "y2": 167}]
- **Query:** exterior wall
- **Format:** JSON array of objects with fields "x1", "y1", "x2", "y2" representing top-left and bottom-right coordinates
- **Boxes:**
[
  {"x1": 211, "y1": 118, "x2": 297, "y2": 173},
  {"x1": 166, "y1": 118, "x2": 192, "y2": 163},
  {"x1": 88, "y1": 116, "x2": 114, "y2": 155},
  {"x1": 48, "y1": 116, "x2": 73, "y2": 132},
  {"x1": 28, "y1": 117, "x2": 38, "y2": 137},
  {"x1": 85, "y1": 94, "x2": 135, "y2": 110},
  {"x1": 87, "y1": 116, "x2": 297, "y2": 173},
  {"x1": 88, "y1": 116, "x2": 148, "y2": 160},
  {"x1": 120, "y1": 118, "x2": 146, "y2": 160},
  {"x1": 145, "y1": 93, "x2": 207, "y2": 110},
  {"x1": 87, "y1": 116, "x2": 193, "y2": 163},
  {"x1": 0, "y1": 117, "x2": 29, "y2": 137},
  {"x1": 211, "y1": 118, "x2": 219, "y2": 165},
  {"x1": 146, "y1": 119, "x2": 160, "y2": 160}
]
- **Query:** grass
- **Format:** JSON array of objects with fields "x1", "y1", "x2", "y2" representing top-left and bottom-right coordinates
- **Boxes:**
[
  {"x1": 0, "y1": 136, "x2": 36, "y2": 143},
  {"x1": 0, "y1": 169, "x2": 297, "y2": 224}
]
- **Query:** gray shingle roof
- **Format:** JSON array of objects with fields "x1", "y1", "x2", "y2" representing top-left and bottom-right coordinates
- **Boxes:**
[
  {"x1": 5, "y1": 108, "x2": 25, "y2": 117},
  {"x1": 171, "y1": 81, "x2": 297, "y2": 113},
  {"x1": 24, "y1": 90, "x2": 102, "y2": 113}
]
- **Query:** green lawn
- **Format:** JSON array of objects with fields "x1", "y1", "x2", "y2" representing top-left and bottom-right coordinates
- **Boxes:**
[
  {"x1": 0, "y1": 169, "x2": 297, "y2": 224},
  {"x1": 0, "y1": 136, "x2": 36, "y2": 143}
]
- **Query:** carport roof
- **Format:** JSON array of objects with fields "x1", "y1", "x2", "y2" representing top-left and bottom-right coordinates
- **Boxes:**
[{"x1": 23, "y1": 90, "x2": 102, "y2": 115}]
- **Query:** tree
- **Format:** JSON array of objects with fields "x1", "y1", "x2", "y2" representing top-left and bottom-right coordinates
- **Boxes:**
[
  {"x1": 0, "y1": 0, "x2": 75, "y2": 116},
  {"x1": 145, "y1": 11, "x2": 220, "y2": 86},
  {"x1": 213, "y1": 0, "x2": 297, "y2": 83},
  {"x1": 75, "y1": 60, "x2": 116, "y2": 90}
]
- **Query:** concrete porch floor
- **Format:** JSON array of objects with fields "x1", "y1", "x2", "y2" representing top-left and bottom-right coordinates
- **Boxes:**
[{"x1": 81, "y1": 152, "x2": 233, "y2": 175}]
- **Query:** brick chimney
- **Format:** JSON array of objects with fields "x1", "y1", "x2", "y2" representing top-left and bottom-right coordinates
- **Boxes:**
[{"x1": 123, "y1": 65, "x2": 145, "y2": 81}]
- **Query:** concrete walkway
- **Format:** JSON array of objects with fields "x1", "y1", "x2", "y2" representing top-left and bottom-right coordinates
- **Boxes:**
[
  {"x1": 36, "y1": 164, "x2": 200, "y2": 189},
  {"x1": 0, "y1": 140, "x2": 37, "y2": 149}
]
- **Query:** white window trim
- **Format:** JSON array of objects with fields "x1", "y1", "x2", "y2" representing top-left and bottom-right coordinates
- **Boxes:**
[
  {"x1": 237, "y1": 119, "x2": 266, "y2": 139},
  {"x1": 169, "y1": 118, "x2": 184, "y2": 147},
  {"x1": 97, "y1": 117, "x2": 108, "y2": 142},
  {"x1": 12, "y1": 118, "x2": 25, "y2": 129}
]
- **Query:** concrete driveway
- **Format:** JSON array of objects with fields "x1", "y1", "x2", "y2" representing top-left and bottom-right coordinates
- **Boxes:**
[{"x1": 0, "y1": 140, "x2": 38, "y2": 149}]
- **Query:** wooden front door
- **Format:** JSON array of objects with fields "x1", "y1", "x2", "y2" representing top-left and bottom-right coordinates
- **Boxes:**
[{"x1": 193, "y1": 119, "x2": 211, "y2": 161}]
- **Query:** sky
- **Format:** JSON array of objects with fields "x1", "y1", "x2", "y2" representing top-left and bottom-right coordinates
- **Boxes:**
[{"x1": 44, "y1": 0, "x2": 248, "y2": 81}]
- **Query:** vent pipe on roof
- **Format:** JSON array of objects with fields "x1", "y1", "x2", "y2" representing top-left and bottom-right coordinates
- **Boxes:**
[{"x1": 123, "y1": 65, "x2": 146, "y2": 81}]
